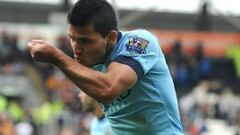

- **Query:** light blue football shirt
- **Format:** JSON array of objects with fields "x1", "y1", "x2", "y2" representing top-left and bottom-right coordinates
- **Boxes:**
[
  {"x1": 90, "y1": 116, "x2": 112, "y2": 135},
  {"x1": 98, "y1": 29, "x2": 183, "y2": 135}
]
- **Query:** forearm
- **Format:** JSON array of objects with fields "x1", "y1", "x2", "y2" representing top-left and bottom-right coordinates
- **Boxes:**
[{"x1": 53, "y1": 50, "x2": 114, "y2": 103}]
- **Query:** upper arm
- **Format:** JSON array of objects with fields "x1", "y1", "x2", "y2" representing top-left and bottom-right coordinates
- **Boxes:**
[{"x1": 105, "y1": 61, "x2": 138, "y2": 102}]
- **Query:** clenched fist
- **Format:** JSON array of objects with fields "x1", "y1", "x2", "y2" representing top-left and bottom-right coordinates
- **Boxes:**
[{"x1": 27, "y1": 40, "x2": 61, "y2": 64}]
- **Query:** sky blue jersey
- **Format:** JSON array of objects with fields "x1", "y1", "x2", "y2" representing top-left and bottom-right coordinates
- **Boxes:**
[
  {"x1": 90, "y1": 116, "x2": 112, "y2": 135},
  {"x1": 98, "y1": 29, "x2": 183, "y2": 135}
]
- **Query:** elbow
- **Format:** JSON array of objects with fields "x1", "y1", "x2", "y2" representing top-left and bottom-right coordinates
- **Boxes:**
[{"x1": 95, "y1": 87, "x2": 117, "y2": 104}]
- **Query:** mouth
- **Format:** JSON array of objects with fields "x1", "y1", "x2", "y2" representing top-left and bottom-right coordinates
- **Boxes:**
[
  {"x1": 74, "y1": 54, "x2": 92, "y2": 67},
  {"x1": 74, "y1": 55, "x2": 83, "y2": 64}
]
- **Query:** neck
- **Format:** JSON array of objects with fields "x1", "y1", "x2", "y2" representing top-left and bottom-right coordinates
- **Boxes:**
[{"x1": 103, "y1": 31, "x2": 121, "y2": 65}]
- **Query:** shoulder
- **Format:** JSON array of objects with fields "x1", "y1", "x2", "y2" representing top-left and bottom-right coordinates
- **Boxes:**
[
  {"x1": 110, "y1": 29, "x2": 161, "y2": 63},
  {"x1": 124, "y1": 29, "x2": 158, "y2": 42},
  {"x1": 120, "y1": 29, "x2": 160, "y2": 53}
]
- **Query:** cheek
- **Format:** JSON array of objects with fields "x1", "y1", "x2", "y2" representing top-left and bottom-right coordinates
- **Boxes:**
[
  {"x1": 70, "y1": 43, "x2": 76, "y2": 52},
  {"x1": 86, "y1": 42, "x2": 106, "y2": 60},
  {"x1": 94, "y1": 45, "x2": 106, "y2": 56},
  {"x1": 96, "y1": 41, "x2": 106, "y2": 56},
  {"x1": 71, "y1": 43, "x2": 81, "y2": 52}
]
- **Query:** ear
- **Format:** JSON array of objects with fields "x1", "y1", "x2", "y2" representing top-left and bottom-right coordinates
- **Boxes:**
[{"x1": 106, "y1": 30, "x2": 118, "y2": 45}]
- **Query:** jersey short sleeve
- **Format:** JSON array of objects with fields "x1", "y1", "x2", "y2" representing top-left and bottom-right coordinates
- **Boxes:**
[{"x1": 112, "y1": 30, "x2": 160, "y2": 79}]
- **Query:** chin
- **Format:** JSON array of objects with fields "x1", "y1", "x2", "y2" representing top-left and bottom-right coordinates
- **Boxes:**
[
  {"x1": 84, "y1": 62, "x2": 97, "y2": 68},
  {"x1": 74, "y1": 59, "x2": 97, "y2": 68},
  {"x1": 83, "y1": 63, "x2": 93, "y2": 68},
  {"x1": 75, "y1": 59, "x2": 87, "y2": 66}
]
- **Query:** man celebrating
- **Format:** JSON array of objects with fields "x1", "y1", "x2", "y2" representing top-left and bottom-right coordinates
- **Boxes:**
[{"x1": 27, "y1": 0, "x2": 183, "y2": 134}]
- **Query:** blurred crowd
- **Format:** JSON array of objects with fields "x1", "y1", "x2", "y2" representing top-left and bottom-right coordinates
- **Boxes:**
[
  {"x1": 0, "y1": 31, "x2": 239, "y2": 135},
  {"x1": 166, "y1": 40, "x2": 212, "y2": 89}
]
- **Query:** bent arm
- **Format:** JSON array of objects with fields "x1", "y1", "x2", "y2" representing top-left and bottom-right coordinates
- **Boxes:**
[{"x1": 54, "y1": 50, "x2": 138, "y2": 104}]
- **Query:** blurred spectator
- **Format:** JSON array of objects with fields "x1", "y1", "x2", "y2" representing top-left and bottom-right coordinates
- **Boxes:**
[
  {"x1": 0, "y1": 95, "x2": 7, "y2": 112},
  {"x1": 15, "y1": 119, "x2": 33, "y2": 135},
  {"x1": 51, "y1": 79, "x2": 82, "y2": 134},
  {"x1": 57, "y1": 79, "x2": 80, "y2": 112},
  {"x1": 226, "y1": 46, "x2": 240, "y2": 78},
  {"x1": 0, "y1": 32, "x2": 22, "y2": 65},
  {"x1": 0, "y1": 113, "x2": 16, "y2": 135},
  {"x1": 168, "y1": 40, "x2": 193, "y2": 87},
  {"x1": 8, "y1": 100, "x2": 24, "y2": 123},
  {"x1": 58, "y1": 128, "x2": 77, "y2": 135},
  {"x1": 57, "y1": 35, "x2": 73, "y2": 58},
  {"x1": 15, "y1": 109, "x2": 36, "y2": 135},
  {"x1": 78, "y1": 91, "x2": 112, "y2": 135},
  {"x1": 170, "y1": 39, "x2": 184, "y2": 65},
  {"x1": 196, "y1": 1, "x2": 211, "y2": 31},
  {"x1": 179, "y1": 79, "x2": 240, "y2": 135},
  {"x1": 194, "y1": 42, "x2": 212, "y2": 80}
]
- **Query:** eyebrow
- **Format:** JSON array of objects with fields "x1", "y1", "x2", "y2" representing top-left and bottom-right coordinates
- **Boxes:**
[{"x1": 68, "y1": 34, "x2": 95, "y2": 40}]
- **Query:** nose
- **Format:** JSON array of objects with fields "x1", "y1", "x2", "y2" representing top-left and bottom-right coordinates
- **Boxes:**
[
  {"x1": 75, "y1": 48, "x2": 83, "y2": 55},
  {"x1": 72, "y1": 43, "x2": 83, "y2": 55}
]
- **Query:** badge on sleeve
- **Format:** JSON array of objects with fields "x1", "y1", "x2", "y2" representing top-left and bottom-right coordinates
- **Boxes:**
[{"x1": 125, "y1": 36, "x2": 149, "y2": 54}]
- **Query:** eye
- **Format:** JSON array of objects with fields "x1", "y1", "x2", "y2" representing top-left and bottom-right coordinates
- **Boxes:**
[
  {"x1": 68, "y1": 36, "x2": 75, "y2": 42},
  {"x1": 77, "y1": 38, "x2": 92, "y2": 45}
]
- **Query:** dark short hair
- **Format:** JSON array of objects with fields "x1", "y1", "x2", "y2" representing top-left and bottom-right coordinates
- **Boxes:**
[{"x1": 67, "y1": 0, "x2": 118, "y2": 37}]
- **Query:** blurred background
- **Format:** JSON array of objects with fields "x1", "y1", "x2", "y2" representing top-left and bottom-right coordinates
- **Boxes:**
[{"x1": 0, "y1": 0, "x2": 240, "y2": 135}]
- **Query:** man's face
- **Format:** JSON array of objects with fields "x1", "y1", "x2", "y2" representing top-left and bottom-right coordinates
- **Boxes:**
[
  {"x1": 78, "y1": 91, "x2": 95, "y2": 112},
  {"x1": 68, "y1": 24, "x2": 107, "y2": 67}
]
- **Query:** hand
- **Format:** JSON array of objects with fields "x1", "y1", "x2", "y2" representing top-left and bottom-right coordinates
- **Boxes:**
[{"x1": 27, "y1": 40, "x2": 59, "y2": 63}]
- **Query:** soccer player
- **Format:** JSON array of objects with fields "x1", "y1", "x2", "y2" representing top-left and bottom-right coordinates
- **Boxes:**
[
  {"x1": 78, "y1": 90, "x2": 111, "y2": 135},
  {"x1": 27, "y1": 0, "x2": 184, "y2": 134}
]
